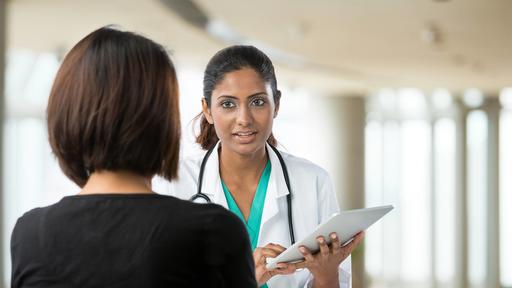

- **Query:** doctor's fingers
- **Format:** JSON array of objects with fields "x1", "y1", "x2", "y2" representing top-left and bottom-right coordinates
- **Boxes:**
[
  {"x1": 293, "y1": 261, "x2": 307, "y2": 270},
  {"x1": 298, "y1": 246, "x2": 316, "y2": 263},
  {"x1": 316, "y1": 236, "x2": 330, "y2": 257},
  {"x1": 340, "y1": 231, "x2": 365, "y2": 255},
  {"x1": 260, "y1": 247, "x2": 282, "y2": 258},
  {"x1": 272, "y1": 263, "x2": 296, "y2": 275},
  {"x1": 256, "y1": 244, "x2": 288, "y2": 259},
  {"x1": 254, "y1": 247, "x2": 281, "y2": 265},
  {"x1": 252, "y1": 248, "x2": 265, "y2": 265},
  {"x1": 263, "y1": 243, "x2": 286, "y2": 253},
  {"x1": 330, "y1": 233, "x2": 341, "y2": 254}
]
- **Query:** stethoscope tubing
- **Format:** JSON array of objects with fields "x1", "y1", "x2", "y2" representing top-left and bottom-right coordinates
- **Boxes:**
[{"x1": 190, "y1": 143, "x2": 295, "y2": 244}]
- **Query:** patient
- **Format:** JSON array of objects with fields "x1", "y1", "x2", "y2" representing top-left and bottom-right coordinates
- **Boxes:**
[{"x1": 10, "y1": 26, "x2": 256, "y2": 288}]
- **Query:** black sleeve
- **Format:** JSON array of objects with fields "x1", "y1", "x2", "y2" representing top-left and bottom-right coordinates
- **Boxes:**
[
  {"x1": 202, "y1": 205, "x2": 257, "y2": 288},
  {"x1": 11, "y1": 217, "x2": 24, "y2": 288},
  {"x1": 11, "y1": 211, "x2": 48, "y2": 288}
]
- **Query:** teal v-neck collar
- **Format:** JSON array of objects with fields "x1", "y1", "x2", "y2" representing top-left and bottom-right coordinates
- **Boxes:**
[{"x1": 221, "y1": 160, "x2": 271, "y2": 250}]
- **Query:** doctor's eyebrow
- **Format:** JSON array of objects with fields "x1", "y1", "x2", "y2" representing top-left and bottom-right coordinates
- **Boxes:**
[{"x1": 216, "y1": 92, "x2": 268, "y2": 100}]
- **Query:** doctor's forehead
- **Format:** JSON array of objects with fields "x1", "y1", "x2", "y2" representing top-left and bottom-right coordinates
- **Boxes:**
[{"x1": 212, "y1": 68, "x2": 272, "y2": 98}]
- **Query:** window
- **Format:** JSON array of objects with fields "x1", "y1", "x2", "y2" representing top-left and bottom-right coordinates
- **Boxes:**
[
  {"x1": 365, "y1": 89, "x2": 432, "y2": 286},
  {"x1": 466, "y1": 110, "x2": 488, "y2": 287},
  {"x1": 434, "y1": 118, "x2": 456, "y2": 286},
  {"x1": 365, "y1": 89, "x2": 505, "y2": 288},
  {"x1": 500, "y1": 89, "x2": 512, "y2": 287}
]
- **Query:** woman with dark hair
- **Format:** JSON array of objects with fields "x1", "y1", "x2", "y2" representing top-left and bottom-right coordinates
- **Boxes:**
[
  {"x1": 10, "y1": 27, "x2": 256, "y2": 288},
  {"x1": 159, "y1": 45, "x2": 364, "y2": 288}
]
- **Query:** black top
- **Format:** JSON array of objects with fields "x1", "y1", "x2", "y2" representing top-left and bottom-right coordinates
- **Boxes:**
[{"x1": 11, "y1": 194, "x2": 256, "y2": 288}]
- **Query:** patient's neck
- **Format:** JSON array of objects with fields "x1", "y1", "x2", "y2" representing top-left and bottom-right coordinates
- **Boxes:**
[{"x1": 79, "y1": 170, "x2": 153, "y2": 195}]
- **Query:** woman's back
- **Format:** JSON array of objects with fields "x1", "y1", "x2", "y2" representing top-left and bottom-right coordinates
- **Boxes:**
[
  {"x1": 11, "y1": 27, "x2": 256, "y2": 288},
  {"x1": 11, "y1": 194, "x2": 255, "y2": 287}
]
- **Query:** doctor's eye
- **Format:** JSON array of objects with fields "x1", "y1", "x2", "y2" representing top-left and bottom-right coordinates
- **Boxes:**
[
  {"x1": 220, "y1": 100, "x2": 236, "y2": 109},
  {"x1": 251, "y1": 98, "x2": 266, "y2": 107}
]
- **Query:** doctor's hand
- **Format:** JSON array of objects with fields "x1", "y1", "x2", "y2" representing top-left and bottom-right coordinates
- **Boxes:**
[
  {"x1": 297, "y1": 231, "x2": 365, "y2": 288},
  {"x1": 253, "y1": 243, "x2": 297, "y2": 286}
]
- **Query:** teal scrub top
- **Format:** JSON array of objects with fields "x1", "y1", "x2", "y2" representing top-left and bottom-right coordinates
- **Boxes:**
[{"x1": 222, "y1": 160, "x2": 271, "y2": 288}]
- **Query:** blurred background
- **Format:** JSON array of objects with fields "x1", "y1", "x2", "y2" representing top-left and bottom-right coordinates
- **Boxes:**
[{"x1": 0, "y1": 0, "x2": 510, "y2": 287}]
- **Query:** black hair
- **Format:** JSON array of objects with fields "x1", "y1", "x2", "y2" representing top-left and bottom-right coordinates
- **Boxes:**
[{"x1": 197, "y1": 45, "x2": 280, "y2": 150}]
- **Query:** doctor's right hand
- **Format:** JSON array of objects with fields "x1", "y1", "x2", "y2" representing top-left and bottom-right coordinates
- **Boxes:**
[{"x1": 253, "y1": 243, "x2": 296, "y2": 286}]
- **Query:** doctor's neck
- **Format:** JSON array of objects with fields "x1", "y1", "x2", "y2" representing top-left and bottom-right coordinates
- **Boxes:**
[{"x1": 218, "y1": 145, "x2": 268, "y2": 177}]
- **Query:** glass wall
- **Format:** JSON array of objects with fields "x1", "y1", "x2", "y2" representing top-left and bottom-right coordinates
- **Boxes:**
[
  {"x1": 365, "y1": 88, "x2": 508, "y2": 288},
  {"x1": 500, "y1": 89, "x2": 512, "y2": 287}
]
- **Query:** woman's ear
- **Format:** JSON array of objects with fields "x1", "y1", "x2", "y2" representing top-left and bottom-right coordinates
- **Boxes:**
[{"x1": 202, "y1": 98, "x2": 214, "y2": 124}]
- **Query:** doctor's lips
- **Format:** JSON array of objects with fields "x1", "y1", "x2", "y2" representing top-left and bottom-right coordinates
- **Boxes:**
[
  {"x1": 232, "y1": 131, "x2": 257, "y2": 137},
  {"x1": 232, "y1": 131, "x2": 258, "y2": 142}
]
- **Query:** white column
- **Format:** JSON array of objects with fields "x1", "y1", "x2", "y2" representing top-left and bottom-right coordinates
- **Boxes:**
[
  {"x1": 454, "y1": 98, "x2": 469, "y2": 288},
  {"x1": 314, "y1": 95, "x2": 366, "y2": 288},
  {"x1": 484, "y1": 97, "x2": 500, "y2": 288},
  {"x1": 321, "y1": 95, "x2": 365, "y2": 211}
]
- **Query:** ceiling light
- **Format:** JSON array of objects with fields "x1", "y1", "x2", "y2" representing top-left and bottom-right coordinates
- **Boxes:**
[
  {"x1": 421, "y1": 24, "x2": 442, "y2": 46},
  {"x1": 463, "y1": 89, "x2": 484, "y2": 108},
  {"x1": 500, "y1": 88, "x2": 512, "y2": 109}
]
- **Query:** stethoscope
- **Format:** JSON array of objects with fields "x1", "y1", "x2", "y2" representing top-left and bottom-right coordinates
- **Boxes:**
[{"x1": 189, "y1": 143, "x2": 296, "y2": 244}]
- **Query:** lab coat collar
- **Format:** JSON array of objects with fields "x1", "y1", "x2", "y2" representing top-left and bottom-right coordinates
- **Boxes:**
[
  {"x1": 259, "y1": 143, "x2": 290, "y2": 234},
  {"x1": 265, "y1": 142, "x2": 290, "y2": 199},
  {"x1": 200, "y1": 142, "x2": 290, "y2": 212},
  {"x1": 201, "y1": 141, "x2": 228, "y2": 208}
]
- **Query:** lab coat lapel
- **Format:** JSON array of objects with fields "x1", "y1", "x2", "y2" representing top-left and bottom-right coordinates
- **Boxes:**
[
  {"x1": 202, "y1": 142, "x2": 228, "y2": 208},
  {"x1": 259, "y1": 144, "x2": 289, "y2": 237}
]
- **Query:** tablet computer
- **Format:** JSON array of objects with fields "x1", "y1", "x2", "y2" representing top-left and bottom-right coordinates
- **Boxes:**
[{"x1": 265, "y1": 205, "x2": 393, "y2": 270}]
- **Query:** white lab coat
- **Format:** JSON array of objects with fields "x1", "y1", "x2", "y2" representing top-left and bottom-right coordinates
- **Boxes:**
[{"x1": 153, "y1": 142, "x2": 351, "y2": 288}]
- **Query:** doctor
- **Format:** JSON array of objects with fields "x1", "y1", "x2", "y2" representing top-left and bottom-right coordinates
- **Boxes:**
[{"x1": 158, "y1": 45, "x2": 364, "y2": 288}]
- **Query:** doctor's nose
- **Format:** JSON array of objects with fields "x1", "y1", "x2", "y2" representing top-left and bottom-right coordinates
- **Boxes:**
[{"x1": 236, "y1": 106, "x2": 253, "y2": 126}]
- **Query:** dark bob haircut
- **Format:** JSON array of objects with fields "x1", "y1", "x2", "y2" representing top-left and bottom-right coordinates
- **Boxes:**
[
  {"x1": 196, "y1": 45, "x2": 280, "y2": 150},
  {"x1": 47, "y1": 26, "x2": 180, "y2": 187}
]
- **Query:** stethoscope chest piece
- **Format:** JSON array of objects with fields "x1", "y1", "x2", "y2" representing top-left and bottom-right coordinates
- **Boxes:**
[{"x1": 189, "y1": 193, "x2": 211, "y2": 204}]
